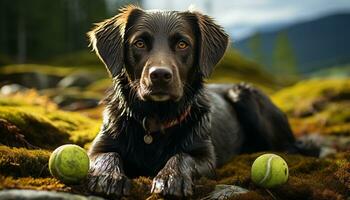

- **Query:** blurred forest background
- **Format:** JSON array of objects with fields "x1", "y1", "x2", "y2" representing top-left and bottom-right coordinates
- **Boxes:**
[
  {"x1": 0, "y1": 0, "x2": 349, "y2": 84},
  {"x1": 0, "y1": 1, "x2": 350, "y2": 199},
  {"x1": 0, "y1": 0, "x2": 129, "y2": 63}
]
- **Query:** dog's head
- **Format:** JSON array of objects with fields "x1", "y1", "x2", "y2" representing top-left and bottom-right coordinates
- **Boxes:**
[{"x1": 88, "y1": 5, "x2": 228, "y2": 102}]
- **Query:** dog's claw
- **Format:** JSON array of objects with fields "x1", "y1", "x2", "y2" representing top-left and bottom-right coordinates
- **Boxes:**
[
  {"x1": 151, "y1": 178, "x2": 165, "y2": 194},
  {"x1": 151, "y1": 172, "x2": 193, "y2": 197}
]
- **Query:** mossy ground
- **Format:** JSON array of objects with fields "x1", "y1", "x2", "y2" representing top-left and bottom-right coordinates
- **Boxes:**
[
  {"x1": 0, "y1": 93, "x2": 100, "y2": 149},
  {"x1": 272, "y1": 78, "x2": 350, "y2": 136},
  {"x1": 0, "y1": 64, "x2": 104, "y2": 77},
  {"x1": 1, "y1": 147, "x2": 349, "y2": 199},
  {"x1": 217, "y1": 153, "x2": 350, "y2": 200}
]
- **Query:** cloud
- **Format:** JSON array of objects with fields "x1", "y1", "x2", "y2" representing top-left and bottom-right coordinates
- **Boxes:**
[{"x1": 142, "y1": 0, "x2": 350, "y2": 39}]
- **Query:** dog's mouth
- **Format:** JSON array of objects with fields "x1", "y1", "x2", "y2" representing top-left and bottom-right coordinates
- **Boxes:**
[
  {"x1": 138, "y1": 87, "x2": 182, "y2": 102},
  {"x1": 149, "y1": 92, "x2": 171, "y2": 101},
  {"x1": 145, "y1": 90, "x2": 173, "y2": 102}
]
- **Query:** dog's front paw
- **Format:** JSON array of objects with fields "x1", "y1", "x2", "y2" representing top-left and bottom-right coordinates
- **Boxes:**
[
  {"x1": 87, "y1": 172, "x2": 131, "y2": 197},
  {"x1": 151, "y1": 169, "x2": 193, "y2": 197}
]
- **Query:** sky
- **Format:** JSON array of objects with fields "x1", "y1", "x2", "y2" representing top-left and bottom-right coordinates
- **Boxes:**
[{"x1": 142, "y1": 0, "x2": 350, "y2": 40}]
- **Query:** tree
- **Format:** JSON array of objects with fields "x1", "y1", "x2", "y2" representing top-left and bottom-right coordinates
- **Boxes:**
[
  {"x1": 273, "y1": 31, "x2": 298, "y2": 76},
  {"x1": 248, "y1": 33, "x2": 265, "y2": 65},
  {"x1": 0, "y1": 0, "x2": 109, "y2": 63}
]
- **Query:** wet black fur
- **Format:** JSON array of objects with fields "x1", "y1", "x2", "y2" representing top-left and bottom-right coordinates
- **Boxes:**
[{"x1": 91, "y1": 71, "x2": 212, "y2": 177}]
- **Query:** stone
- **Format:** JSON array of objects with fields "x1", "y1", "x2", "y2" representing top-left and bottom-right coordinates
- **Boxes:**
[
  {"x1": 201, "y1": 184, "x2": 249, "y2": 200},
  {"x1": 0, "y1": 189, "x2": 105, "y2": 200}
]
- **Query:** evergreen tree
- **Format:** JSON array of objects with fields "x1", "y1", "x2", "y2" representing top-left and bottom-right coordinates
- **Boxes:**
[
  {"x1": 248, "y1": 33, "x2": 265, "y2": 65},
  {"x1": 0, "y1": 0, "x2": 110, "y2": 63},
  {"x1": 273, "y1": 31, "x2": 298, "y2": 75}
]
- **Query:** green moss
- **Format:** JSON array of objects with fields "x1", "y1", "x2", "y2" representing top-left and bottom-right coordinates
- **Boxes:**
[
  {"x1": 230, "y1": 191, "x2": 267, "y2": 200},
  {"x1": 86, "y1": 78, "x2": 112, "y2": 94},
  {"x1": 125, "y1": 152, "x2": 349, "y2": 199},
  {"x1": 0, "y1": 64, "x2": 108, "y2": 89},
  {"x1": 0, "y1": 102, "x2": 100, "y2": 149},
  {"x1": 122, "y1": 153, "x2": 349, "y2": 199},
  {"x1": 0, "y1": 98, "x2": 30, "y2": 107},
  {"x1": 41, "y1": 87, "x2": 104, "y2": 101},
  {"x1": 210, "y1": 152, "x2": 349, "y2": 200},
  {"x1": 0, "y1": 90, "x2": 58, "y2": 109},
  {"x1": 334, "y1": 163, "x2": 350, "y2": 193},
  {"x1": 0, "y1": 107, "x2": 71, "y2": 149},
  {"x1": 0, "y1": 64, "x2": 76, "y2": 77},
  {"x1": 129, "y1": 177, "x2": 153, "y2": 199},
  {"x1": 216, "y1": 154, "x2": 254, "y2": 187},
  {"x1": 272, "y1": 78, "x2": 350, "y2": 116},
  {"x1": 78, "y1": 105, "x2": 104, "y2": 121},
  {"x1": 0, "y1": 150, "x2": 349, "y2": 199},
  {"x1": 45, "y1": 108, "x2": 101, "y2": 147},
  {"x1": 272, "y1": 78, "x2": 350, "y2": 136},
  {"x1": 0, "y1": 146, "x2": 50, "y2": 178},
  {"x1": 0, "y1": 176, "x2": 69, "y2": 191}
]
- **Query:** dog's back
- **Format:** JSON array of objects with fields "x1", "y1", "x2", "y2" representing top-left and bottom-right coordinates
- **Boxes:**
[{"x1": 207, "y1": 83, "x2": 297, "y2": 166}]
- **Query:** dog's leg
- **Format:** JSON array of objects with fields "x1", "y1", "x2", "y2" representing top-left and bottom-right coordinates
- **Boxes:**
[
  {"x1": 87, "y1": 152, "x2": 131, "y2": 197},
  {"x1": 151, "y1": 151, "x2": 215, "y2": 197},
  {"x1": 151, "y1": 153, "x2": 195, "y2": 197},
  {"x1": 87, "y1": 153, "x2": 131, "y2": 197},
  {"x1": 87, "y1": 132, "x2": 131, "y2": 197},
  {"x1": 227, "y1": 83, "x2": 296, "y2": 152}
]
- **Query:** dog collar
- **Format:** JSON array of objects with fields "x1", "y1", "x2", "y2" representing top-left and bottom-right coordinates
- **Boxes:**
[{"x1": 142, "y1": 106, "x2": 191, "y2": 144}]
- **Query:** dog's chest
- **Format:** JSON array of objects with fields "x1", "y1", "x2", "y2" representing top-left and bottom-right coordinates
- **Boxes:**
[{"x1": 120, "y1": 127, "x2": 182, "y2": 177}]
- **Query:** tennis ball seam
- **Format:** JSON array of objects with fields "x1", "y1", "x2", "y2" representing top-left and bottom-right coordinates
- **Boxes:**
[{"x1": 258, "y1": 155, "x2": 276, "y2": 185}]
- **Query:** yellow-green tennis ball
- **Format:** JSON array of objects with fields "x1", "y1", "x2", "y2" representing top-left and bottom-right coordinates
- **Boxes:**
[
  {"x1": 251, "y1": 153, "x2": 289, "y2": 188},
  {"x1": 49, "y1": 144, "x2": 90, "y2": 184}
]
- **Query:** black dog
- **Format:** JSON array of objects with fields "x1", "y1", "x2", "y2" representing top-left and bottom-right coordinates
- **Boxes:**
[{"x1": 86, "y1": 5, "x2": 297, "y2": 198}]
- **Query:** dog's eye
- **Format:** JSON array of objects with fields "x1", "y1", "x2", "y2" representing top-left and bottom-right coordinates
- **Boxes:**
[
  {"x1": 134, "y1": 40, "x2": 145, "y2": 48},
  {"x1": 177, "y1": 40, "x2": 188, "y2": 49}
]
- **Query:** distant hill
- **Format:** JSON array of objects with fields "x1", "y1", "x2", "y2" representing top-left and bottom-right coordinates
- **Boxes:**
[{"x1": 233, "y1": 13, "x2": 350, "y2": 74}]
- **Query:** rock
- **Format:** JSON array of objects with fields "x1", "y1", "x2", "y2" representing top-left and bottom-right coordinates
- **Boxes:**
[
  {"x1": 0, "y1": 84, "x2": 27, "y2": 95},
  {"x1": 60, "y1": 100, "x2": 100, "y2": 111},
  {"x1": 319, "y1": 147, "x2": 337, "y2": 158},
  {"x1": 0, "y1": 189, "x2": 105, "y2": 200},
  {"x1": 58, "y1": 73, "x2": 96, "y2": 89},
  {"x1": 201, "y1": 184, "x2": 249, "y2": 200},
  {"x1": 53, "y1": 95, "x2": 99, "y2": 111},
  {"x1": 0, "y1": 72, "x2": 61, "y2": 90}
]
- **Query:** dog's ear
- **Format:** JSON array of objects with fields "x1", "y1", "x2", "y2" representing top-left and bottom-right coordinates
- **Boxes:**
[
  {"x1": 183, "y1": 11, "x2": 229, "y2": 78},
  {"x1": 88, "y1": 5, "x2": 143, "y2": 77}
]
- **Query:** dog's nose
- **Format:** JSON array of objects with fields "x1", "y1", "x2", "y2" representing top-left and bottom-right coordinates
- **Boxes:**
[{"x1": 149, "y1": 67, "x2": 173, "y2": 83}]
